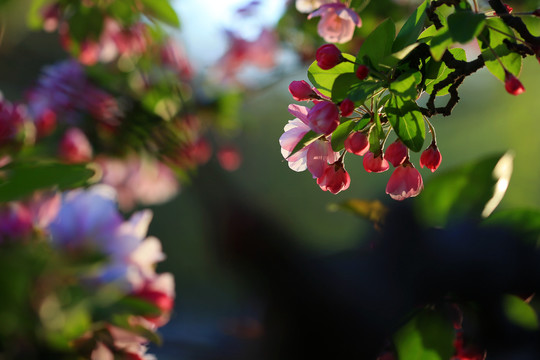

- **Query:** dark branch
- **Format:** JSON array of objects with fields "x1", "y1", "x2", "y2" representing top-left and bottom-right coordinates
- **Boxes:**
[{"x1": 488, "y1": 0, "x2": 540, "y2": 46}]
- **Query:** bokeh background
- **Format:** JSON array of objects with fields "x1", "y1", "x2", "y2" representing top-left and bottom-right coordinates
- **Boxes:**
[{"x1": 1, "y1": 0, "x2": 540, "y2": 358}]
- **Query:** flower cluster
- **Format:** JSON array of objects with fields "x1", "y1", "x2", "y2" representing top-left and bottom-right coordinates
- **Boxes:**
[
  {"x1": 281, "y1": 63, "x2": 442, "y2": 200},
  {"x1": 0, "y1": 186, "x2": 174, "y2": 359}
]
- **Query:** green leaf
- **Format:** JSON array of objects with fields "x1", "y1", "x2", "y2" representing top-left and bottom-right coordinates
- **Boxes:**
[
  {"x1": 448, "y1": 12, "x2": 486, "y2": 43},
  {"x1": 308, "y1": 54, "x2": 356, "y2": 98},
  {"x1": 478, "y1": 18, "x2": 522, "y2": 81},
  {"x1": 140, "y1": 0, "x2": 180, "y2": 27},
  {"x1": 394, "y1": 309, "x2": 455, "y2": 360},
  {"x1": 389, "y1": 71, "x2": 422, "y2": 100},
  {"x1": 482, "y1": 209, "x2": 540, "y2": 247},
  {"x1": 27, "y1": 0, "x2": 55, "y2": 29},
  {"x1": 503, "y1": 295, "x2": 538, "y2": 330},
  {"x1": 393, "y1": 0, "x2": 429, "y2": 52},
  {"x1": 381, "y1": 43, "x2": 420, "y2": 68},
  {"x1": 425, "y1": 48, "x2": 467, "y2": 96},
  {"x1": 331, "y1": 73, "x2": 360, "y2": 103},
  {"x1": 415, "y1": 152, "x2": 514, "y2": 228},
  {"x1": 347, "y1": 81, "x2": 383, "y2": 105},
  {"x1": 0, "y1": 162, "x2": 95, "y2": 203},
  {"x1": 357, "y1": 19, "x2": 395, "y2": 69},
  {"x1": 350, "y1": 0, "x2": 370, "y2": 12},
  {"x1": 368, "y1": 122, "x2": 382, "y2": 154},
  {"x1": 430, "y1": 28, "x2": 453, "y2": 61},
  {"x1": 386, "y1": 95, "x2": 425, "y2": 152},
  {"x1": 287, "y1": 131, "x2": 320, "y2": 159}
]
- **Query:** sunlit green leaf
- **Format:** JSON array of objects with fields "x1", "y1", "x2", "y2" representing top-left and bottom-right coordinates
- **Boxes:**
[
  {"x1": 389, "y1": 71, "x2": 421, "y2": 100},
  {"x1": 394, "y1": 309, "x2": 455, "y2": 360},
  {"x1": 332, "y1": 73, "x2": 360, "y2": 103},
  {"x1": 347, "y1": 81, "x2": 383, "y2": 105},
  {"x1": 478, "y1": 18, "x2": 522, "y2": 81},
  {"x1": 416, "y1": 153, "x2": 514, "y2": 228},
  {"x1": 503, "y1": 295, "x2": 538, "y2": 330},
  {"x1": 357, "y1": 19, "x2": 395, "y2": 69},
  {"x1": 393, "y1": 0, "x2": 429, "y2": 52},
  {"x1": 386, "y1": 95, "x2": 425, "y2": 152},
  {"x1": 425, "y1": 48, "x2": 467, "y2": 96},
  {"x1": 308, "y1": 54, "x2": 356, "y2": 97},
  {"x1": 140, "y1": 0, "x2": 180, "y2": 27},
  {"x1": 331, "y1": 120, "x2": 357, "y2": 152},
  {"x1": 448, "y1": 12, "x2": 486, "y2": 44}
]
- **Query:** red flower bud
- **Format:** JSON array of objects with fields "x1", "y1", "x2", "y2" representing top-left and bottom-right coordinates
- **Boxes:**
[
  {"x1": 504, "y1": 3, "x2": 513, "y2": 13},
  {"x1": 532, "y1": 9, "x2": 540, "y2": 17},
  {"x1": 356, "y1": 65, "x2": 369, "y2": 80},
  {"x1": 339, "y1": 98, "x2": 355, "y2": 117},
  {"x1": 316, "y1": 44, "x2": 343, "y2": 70},
  {"x1": 384, "y1": 140, "x2": 408, "y2": 167},
  {"x1": 504, "y1": 71, "x2": 525, "y2": 95},
  {"x1": 385, "y1": 163, "x2": 423, "y2": 201},
  {"x1": 289, "y1": 80, "x2": 317, "y2": 101},
  {"x1": 345, "y1": 131, "x2": 369, "y2": 156},
  {"x1": 317, "y1": 162, "x2": 351, "y2": 194},
  {"x1": 420, "y1": 143, "x2": 442, "y2": 172},
  {"x1": 59, "y1": 128, "x2": 93, "y2": 163},
  {"x1": 363, "y1": 151, "x2": 389, "y2": 173}
]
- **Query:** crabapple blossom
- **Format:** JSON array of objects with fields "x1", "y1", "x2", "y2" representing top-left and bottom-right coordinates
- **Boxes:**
[
  {"x1": 132, "y1": 273, "x2": 175, "y2": 326},
  {"x1": 307, "y1": 101, "x2": 340, "y2": 135},
  {"x1": 420, "y1": 143, "x2": 442, "y2": 172},
  {"x1": 289, "y1": 80, "x2": 318, "y2": 101},
  {"x1": 363, "y1": 151, "x2": 389, "y2": 173},
  {"x1": 308, "y1": 3, "x2": 362, "y2": 43},
  {"x1": 317, "y1": 161, "x2": 351, "y2": 194},
  {"x1": 339, "y1": 98, "x2": 355, "y2": 117},
  {"x1": 59, "y1": 127, "x2": 93, "y2": 163},
  {"x1": 384, "y1": 140, "x2": 408, "y2": 167},
  {"x1": 306, "y1": 139, "x2": 338, "y2": 178},
  {"x1": 345, "y1": 131, "x2": 369, "y2": 156},
  {"x1": 315, "y1": 44, "x2": 344, "y2": 70},
  {"x1": 504, "y1": 71, "x2": 525, "y2": 95},
  {"x1": 385, "y1": 162, "x2": 423, "y2": 200},
  {"x1": 356, "y1": 65, "x2": 369, "y2": 80}
]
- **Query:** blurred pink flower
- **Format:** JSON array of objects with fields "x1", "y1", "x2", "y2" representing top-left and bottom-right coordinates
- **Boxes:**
[
  {"x1": 308, "y1": 3, "x2": 362, "y2": 43},
  {"x1": 0, "y1": 99, "x2": 26, "y2": 147},
  {"x1": 97, "y1": 155, "x2": 180, "y2": 211},
  {"x1": 132, "y1": 273, "x2": 175, "y2": 326},
  {"x1": 218, "y1": 28, "x2": 278, "y2": 82},
  {"x1": 0, "y1": 203, "x2": 33, "y2": 242},
  {"x1": 218, "y1": 145, "x2": 243, "y2": 172},
  {"x1": 160, "y1": 39, "x2": 194, "y2": 80},
  {"x1": 385, "y1": 163, "x2": 423, "y2": 201},
  {"x1": 59, "y1": 127, "x2": 93, "y2": 163}
]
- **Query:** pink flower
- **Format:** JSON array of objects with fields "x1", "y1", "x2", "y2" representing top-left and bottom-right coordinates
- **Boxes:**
[
  {"x1": 317, "y1": 161, "x2": 351, "y2": 194},
  {"x1": 356, "y1": 65, "x2": 369, "y2": 80},
  {"x1": 420, "y1": 143, "x2": 442, "y2": 172},
  {"x1": 308, "y1": 3, "x2": 362, "y2": 43},
  {"x1": 504, "y1": 71, "x2": 525, "y2": 95},
  {"x1": 289, "y1": 80, "x2": 318, "y2": 101},
  {"x1": 315, "y1": 44, "x2": 343, "y2": 70},
  {"x1": 218, "y1": 145, "x2": 242, "y2": 172},
  {"x1": 384, "y1": 140, "x2": 408, "y2": 167},
  {"x1": 307, "y1": 101, "x2": 340, "y2": 135},
  {"x1": 59, "y1": 127, "x2": 93, "y2": 163},
  {"x1": 385, "y1": 163, "x2": 423, "y2": 201},
  {"x1": 345, "y1": 131, "x2": 369, "y2": 156},
  {"x1": 279, "y1": 107, "x2": 338, "y2": 177},
  {"x1": 363, "y1": 151, "x2": 389, "y2": 173},
  {"x1": 131, "y1": 273, "x2": 175, "y2": 326},
  {"x1": 160, "y1": 39, "x2": 194, "y2": 80},
  {"x1": 339, "y1": 98, "x2": 355, "y2": 117}
]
